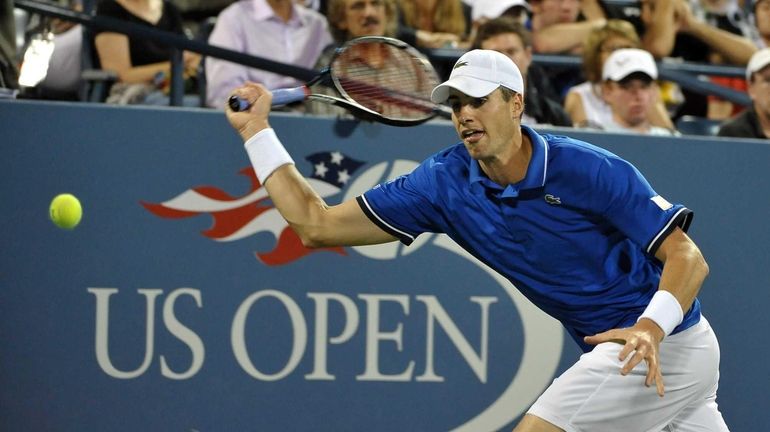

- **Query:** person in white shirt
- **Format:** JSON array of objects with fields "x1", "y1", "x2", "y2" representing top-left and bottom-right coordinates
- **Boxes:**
[
  {"x1": 564, "y1": 19, "x2": 674, "y2": 130},
  {"x1": 205, "y1": 0, "x2": 332, "y2": 108}
]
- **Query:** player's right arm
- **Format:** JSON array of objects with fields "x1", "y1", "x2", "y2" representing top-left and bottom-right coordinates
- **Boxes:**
[
  {"x1": 225, "y1": 82, "x2": 397, "y2": 248},
  {"x1": 263, "y1": 165, "x2": 398, "y2": 247}
]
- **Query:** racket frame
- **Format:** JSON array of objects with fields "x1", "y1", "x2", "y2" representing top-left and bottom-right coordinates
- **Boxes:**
[{"x1": 229, "y1": 36, "x2": 450, "y2": 127}]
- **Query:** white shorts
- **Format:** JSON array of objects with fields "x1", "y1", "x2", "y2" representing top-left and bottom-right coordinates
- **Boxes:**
[{"x1": 528, "y1": 316, "x2": 729, "y2": 432}]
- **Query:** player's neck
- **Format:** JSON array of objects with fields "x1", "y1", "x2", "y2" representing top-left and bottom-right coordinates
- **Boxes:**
[
  {"x1": 267, "y1": 0, "x2": 293, "y2": 22},
  {"x1": 480, "y1": 129, "x2": 532, "y2": 186}
]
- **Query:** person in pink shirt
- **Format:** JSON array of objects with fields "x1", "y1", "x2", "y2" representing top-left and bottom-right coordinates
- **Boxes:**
[{"x1": 205, "y1": 0, "x2": 332, "y2": 108}]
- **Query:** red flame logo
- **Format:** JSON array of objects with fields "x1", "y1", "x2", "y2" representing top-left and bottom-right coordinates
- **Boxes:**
[{"x1": 141, "y1": 167, "x2": 345, "y2": 265}]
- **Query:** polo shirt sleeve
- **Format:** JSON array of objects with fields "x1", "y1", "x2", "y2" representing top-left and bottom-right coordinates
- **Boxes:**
[
  {"x1": 356, "y1": 159, "x2": 441, "y2": 246},
  {"x1": 593, "y1": 155, "x2": 693, "y2": 256}
]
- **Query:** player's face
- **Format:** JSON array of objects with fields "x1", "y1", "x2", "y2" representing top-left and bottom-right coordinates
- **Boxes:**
[
  {"x1": 603, "y1": 78, "x2": 655, "y2": 127},
  {"x1": 341, "y1": 0, "x2": 387, "y2": 38},
  {"x1": 480, "y1": 33, "x2": 532, "y2": 80},
  {"x1": 448, "y1": 88, "x2": 522, "y2": 161},
  {"x1": 749, "y1": 66, "x2": 770, "y2": 120},
  {"x1": 531, "y1": 0, "x2": 581, "y2": 26}
]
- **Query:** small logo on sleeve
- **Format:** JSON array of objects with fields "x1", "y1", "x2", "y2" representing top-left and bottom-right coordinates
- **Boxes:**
[
  {"x1": 544, "y1": 194, "x2": 561, "y2": 205},
  {"x1": 651, "y1": 195, "x2": 673, "y2": 210}
]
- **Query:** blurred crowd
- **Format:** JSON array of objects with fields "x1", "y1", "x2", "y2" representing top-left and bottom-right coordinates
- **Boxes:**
[{"x1": 2, "y1": 0, "x2": 769, "y2": 139}]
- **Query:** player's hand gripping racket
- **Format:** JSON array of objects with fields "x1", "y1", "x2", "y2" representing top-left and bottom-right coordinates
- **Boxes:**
[{"x1": 228, "y1": 36, "x2": 450, "y2": 126}]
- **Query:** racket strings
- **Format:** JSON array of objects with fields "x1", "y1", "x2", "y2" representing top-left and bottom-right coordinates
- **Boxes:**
[{"x1": 332, "y1": 44, "x2": 439, "y2": 120}]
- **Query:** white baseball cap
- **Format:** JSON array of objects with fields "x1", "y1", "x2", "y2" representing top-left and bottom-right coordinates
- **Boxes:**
[
  {"x1": 602, "y1": 48, "x2": 658, "y2": 82},
  {"x1": 471, "y1": 0, "x2": 530, "y2": 21},
  {"x1": 431, "y1": 49, "x2": 524, "y2": 103},
  {"x1": 746, "y1": 47, "x2": 770, "y2": 80}
]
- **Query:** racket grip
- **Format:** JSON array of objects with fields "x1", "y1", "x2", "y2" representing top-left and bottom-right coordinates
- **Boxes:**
[
  {"x1": 271, "y1": 87, "x2": 310, "y2": 106},
  {"x1": 228, "y1": 87, "x2": 309, "y2": 111},
  {"x1": 228, "y1": 95, "x2": 251, "y2": 112}
]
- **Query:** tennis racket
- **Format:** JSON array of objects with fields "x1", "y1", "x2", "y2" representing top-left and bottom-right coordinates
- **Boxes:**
[{"x1": 228, "y1": 36, "x2": 450, "y2": 127}]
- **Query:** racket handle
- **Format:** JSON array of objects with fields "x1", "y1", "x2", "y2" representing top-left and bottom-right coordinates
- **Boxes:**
[
  {"x1": 271, "y1": 87, "x2": 310, "y2": 106},
  {"x1": 227, "y1": 87, "x2": 309, "y2": 112},
  {"x1": 228, "y1": 95, "x2": 251, "y2": 112}
]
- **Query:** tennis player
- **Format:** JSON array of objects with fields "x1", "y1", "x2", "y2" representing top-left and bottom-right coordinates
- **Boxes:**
[{"x1": 225, "y1": 49, "x2": 728, "y2": 431}]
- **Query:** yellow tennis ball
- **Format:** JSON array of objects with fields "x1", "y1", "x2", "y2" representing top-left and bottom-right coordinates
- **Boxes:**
[{"x1": 49, "y1": 193, "x2": 82, "y2": 230}]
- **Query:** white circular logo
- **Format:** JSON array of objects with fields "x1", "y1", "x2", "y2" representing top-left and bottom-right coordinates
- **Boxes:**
[{"x1": 343, "y1": 159, "x2": 563, "y2": 430}]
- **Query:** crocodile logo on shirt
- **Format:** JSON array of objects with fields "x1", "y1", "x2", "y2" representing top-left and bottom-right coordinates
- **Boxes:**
[{"x1": 544, "y1": 194, "x2": 561, "y2": 205}]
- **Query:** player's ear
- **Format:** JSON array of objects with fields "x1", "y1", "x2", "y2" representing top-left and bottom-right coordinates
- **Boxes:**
[{"x1": 513, "y1": 92, "x2": 524, "y2": 119}]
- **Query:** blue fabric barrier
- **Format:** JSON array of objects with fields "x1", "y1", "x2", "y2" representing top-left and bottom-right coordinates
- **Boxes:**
[{"x1": 1, "y1": 100, "x2": 768, "y2": 431}]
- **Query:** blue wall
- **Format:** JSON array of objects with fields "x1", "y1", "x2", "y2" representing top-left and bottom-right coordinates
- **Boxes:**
[{"x1": 1, "y1": 100, "x2": 769, "y2": 430}]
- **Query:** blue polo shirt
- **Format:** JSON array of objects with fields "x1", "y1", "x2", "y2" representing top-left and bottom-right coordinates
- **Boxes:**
[{"x1": 357, "y1": 125, "x2": 700, "y2": 352}]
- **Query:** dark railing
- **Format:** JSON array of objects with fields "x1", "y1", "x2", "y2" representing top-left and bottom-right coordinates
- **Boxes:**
[{"x1": 13, "y1": 0, "x2": 752, "y2": 107}]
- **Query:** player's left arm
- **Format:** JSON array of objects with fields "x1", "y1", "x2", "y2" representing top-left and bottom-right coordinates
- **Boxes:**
[
  {"x1": 652, "y1": 226, "x2": 709, "y2": 323},
  {"x1": 585, "y1": 227, "x2": 708, "y2": 397}
]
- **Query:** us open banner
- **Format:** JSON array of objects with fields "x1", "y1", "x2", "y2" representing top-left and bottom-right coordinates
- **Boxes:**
[
  {"x1": 1, "y1": 101, "x2": 582, "y2": 431},
  {"x1": 2, "y1": 100, "x2": 769, "y2": 431}
]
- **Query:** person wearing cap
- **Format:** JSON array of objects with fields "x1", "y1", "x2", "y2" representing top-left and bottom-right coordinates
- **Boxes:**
[
  {"x1": 225, "y1": 48, "x2": 727, "y2": 431},
  {"x1": 718, "y1": 47, "x2": 770, "y2": 139},
  {"x1": 564, "y1": 19, "x2": 675, "y2": 131},
  {"x1": 599, "y1": 48, "x2": 678, "y2": 136}
]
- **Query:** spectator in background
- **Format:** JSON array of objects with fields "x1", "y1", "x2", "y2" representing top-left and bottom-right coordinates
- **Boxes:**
[
  {"x1": 306, "y1": 0, "x2": 398, "y2": 116},
  {"x1": 205, "y1": 0, "x2": 332, "y2": 108},
  {"x1": 528, "y1": 0, "x2": 608, "y2": 98},
  {"x1": 472, "y1": 17, "x2": 571, "y2": 127},
  {"x1": 599, "y1": 48, "x2": 678, "y2": 135},
  {"x1": 38, "y1": 8, "x2": 83, "y2": 100},
  {"x1": 397, "y1": 0, "x2": 470, "y2": 49},
  {"x1": 687, "y1": 0, "x2": 758, "y2": 120},
  {"x1": 95, "y1": 0, "x2": 202, "y2": 105},
  {"x1": 564, "y1": 20, "x2": 673, "y2": 130},
  {"x1": 641, "y1": 0, "x2": 755, "y2": 64},
  {"x1": 528, "y1": 0, "x2": 606, "y2": 55},
  {"x1": 639, "y1": 0, "x2": 757, "y2": 118},
  {"x1": 718, "y1": 47, "x2": 770, "y2": 138},
  {"x1": 323, "y1": 0, "x2": 397, "y2": 45}
]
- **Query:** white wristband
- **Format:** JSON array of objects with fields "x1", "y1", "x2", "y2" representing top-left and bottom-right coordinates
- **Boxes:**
[
  {"x1": 638, "y1": 290, "x2": 684, "y2": 337},
  {"x1": 244, "y1": 128, "x2": 295, "y2": 185}
]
